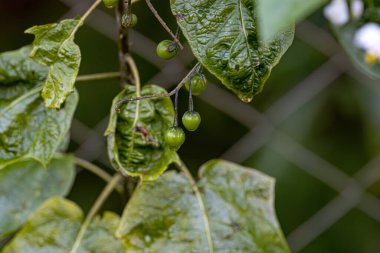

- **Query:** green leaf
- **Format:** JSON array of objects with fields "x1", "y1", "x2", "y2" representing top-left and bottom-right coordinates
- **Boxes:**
[
  {"x1": 0, "y1": 47, "x2": 78, "y2": 169},
  {"x1": 0, "y1": 155, "x2": 75, "y2": 239},
  {"x1": 105, "y1": 85, "x2": 177, "y2": 181},
  {"x1": 333, "y1": 22, "x2": 380, "y2": 80},
  {"x1": 170, "y1": 0, "x2": 294, "y2": 103},
  {"x1": 25, "y1": 19, "x2": 81, "y2": 109},
  {"x1": 117, "y1": 160, "x2": 290, "y2": 253},
  {"x1": 256, "y1": 0, "x2": 327, "y2": 42},
  {"x1": 1, "y1": 197, "x2": 126, "y2": 253}
]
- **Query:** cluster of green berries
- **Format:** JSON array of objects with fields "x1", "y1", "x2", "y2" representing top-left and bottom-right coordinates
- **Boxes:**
[{"x1": 165, "y1": 73, "x2": 207, "y2": 151}]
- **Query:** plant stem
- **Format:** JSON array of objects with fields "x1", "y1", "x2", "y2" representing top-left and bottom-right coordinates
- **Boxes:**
[
  {"x1": 126, "y1": 55, "x2": 141, "y2": 127},
  {"x1": 73, "y1": 157, "x2": 124, "y2": 195},
  {"x1": 117, "y1": 0, "x2": 133, "y2": 87},
  {"x1": 145, "y1": 0, "x2": 184, "y2": 50},
  {"x1": 76, "y1": 72, "x2": 120, "y2": 82},
  {"x1": 174, "y1": 89, "x2": 179, "y2": 127},
  {"x1": 70, "y1": 0, "x2": 103, "y2": 38},
  {"x1": 175, "y1": 159, "x2": 215, "y2": 253},
  {"x1": 115, "y1": 62, "x2": 201, "y2": 111},
  {"x1": 69, "y1": 174, "x2": 123, "y2": 253},
  {"x1": 188, "y1": 78, "x2": 194, "y2": 112}
]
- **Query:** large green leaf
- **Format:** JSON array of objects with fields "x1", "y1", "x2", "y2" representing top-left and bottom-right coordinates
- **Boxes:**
[
  {"x1": 117, "y1": 160, "x2": 290, "y2": 253},
  {"x1": 170, "y1": 0, "x2": 294, "y2": 103},
  {"x1": 1, "y1": 197, "x2": 125, "y2": 253},
  {"x1": 333, "y1": 22, "x2": 380, "y2": 80},
  {"x1": 256, "y1": 0, "x2": 326, "y2": 41},
  {"x1": 25, "y1": 19, "x2": 81, "y2": 109},
  {"x1": 0, "y1": 155, "x2": 75, "y2": 239},
  {"x1": 0, "y1": 47, "x2": 78, "y2": 169},
  {"x1": 105, "y1": 85, "x2": 176, "y2": 181}
]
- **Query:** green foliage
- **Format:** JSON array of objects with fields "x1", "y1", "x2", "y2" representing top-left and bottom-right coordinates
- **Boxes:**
[
  {"x1": 105, "y1": 85, "x2": 177, "y2": 180},
  {"x1": 116, "y1": 160, "x2": 290, "y2": 253},
  {"x1": 171, "y1": 0, "x2": 294, "y2": 102},
  {"x1": 26, "y1": 19, "x2": 81, "y2": 109},
  {"x1": 0, "y1": 156, "x2": 75, "y2": 239},
  {"x1": 1, "y1": 197, "x2": 125, "y2": 253},
  {"x1": 333, "y1": 23, "x2": 380, "y2": 80},
  {"x1": 0, "y1": 47, "x2": 78, "y2": 169},
  {"x1": 256, "y1": 0, "x2": 327, "y2": 42}
]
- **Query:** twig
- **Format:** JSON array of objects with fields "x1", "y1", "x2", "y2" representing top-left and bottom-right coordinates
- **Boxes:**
[
  {"x1": 76, "y1": 72, "x2": 120, "y2": 82},
  {"x1": 69, "y1": 174, "x2": 123, "y2": 253},
  {"x1": 73, "y1": 157, "x2": 124, "y2": 195},
  {"x1": 174, "y1": 159, "x2": 215, "y2": 253},
  {"x1": 174, "y1": 89, "x2": 179, "y2": 127},
  {"x1": 115, "y1": 62, "x2": 201, "y2": 111},
  {"x1": 145, "y1": 0, "x2": 184, "y2": 50},
  {"x1": 117, "y1": 0, "x2": 134, "y2": 86},
  {"x1": 70, "y1": 0, "x2": 103, "y2": 38}
]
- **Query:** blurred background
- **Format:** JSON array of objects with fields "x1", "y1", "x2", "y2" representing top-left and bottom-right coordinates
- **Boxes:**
[{"x1": 1, "y1": 0, "x2": 380, "y2": 252}]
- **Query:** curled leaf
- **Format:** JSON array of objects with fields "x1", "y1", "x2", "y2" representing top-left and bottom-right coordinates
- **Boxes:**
[
  {"x1": 25, "y1": 19, "x2": 81, "y2": 109},
  {"x1": 105, "y1": 85, "x2": 176, "y2": 181},
  {"x1": 170, "y1": 0, "x2": 294, "y2": 102}
]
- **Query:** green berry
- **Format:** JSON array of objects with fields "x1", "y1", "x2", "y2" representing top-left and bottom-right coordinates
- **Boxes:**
[
  {"x1": 103, "y1": 0, "x2": 118, "y2": 8},
  {"x1": 182, "y1": 111, "x2": 201, "y2": 131},
  {"x1": 156, "y1": 40, "x2": 178, "y2": 60},
  {"x1": 122, "y1": 13, "x2": 138, "y2": 28},
  {"x1": 185, "y1": 74, "x2": 207, "y2": 96},
  {"x1": 165, "y1": 127, "x2": 185, "y2": 150}
]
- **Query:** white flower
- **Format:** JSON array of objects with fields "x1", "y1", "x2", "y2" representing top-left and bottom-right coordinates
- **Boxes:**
[
  {"x1": 324, "y1": 0, "x2": 364, "y2": 26},
  {"x1": 354, "y1": 23, "x2": 380, "y2": 64}
]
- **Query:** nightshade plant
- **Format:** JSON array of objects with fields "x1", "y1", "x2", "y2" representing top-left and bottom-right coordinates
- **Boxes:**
[{"x1": 0, "y1": 0, "x2": 378, "y2": 252}]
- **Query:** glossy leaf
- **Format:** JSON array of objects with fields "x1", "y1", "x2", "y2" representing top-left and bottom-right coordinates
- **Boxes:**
[
  {"x1": 170, "y1": 0, "x2": 294, "y2": 102},
  {"x1": 333, "y1": 22, "x2": 380, "y2": 80},
  {"x1": 0, "y1": 47, "x2": 78, "y2": 169},
  {"x1": 0, "y1": 155, "x2": 75, "y2": 239},
  {"x1": 105, "y1": 85, "x2": 176, "y2": 181},
  {"x1": 117, "y1": 160, "x2": 290, "y2": 253},
  {"x1": 1, "y1": 197, "x2": 126, "y2": 253},
  {"x1": 25, "y1": 19, "x2": 81, "y2": 109},
  {"x1": 256, "y1": 0, "x2": 326, "y2": 41}
]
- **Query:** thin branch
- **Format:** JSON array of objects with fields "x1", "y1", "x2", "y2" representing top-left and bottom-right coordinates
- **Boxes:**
[
  {"x1": 117, "y1": 0, "x2": 134, "y2": 86},
  {"x1": 76, "y1": 72, "x2": 120, "y2": 82},
  {"x1": 115, "y1": 62, "x2": 201, "y2": 111},
  {"x1": 70, "y1": 0, "x2": 103, "y2": 38},
  {"x1": 188, "y1": 77, "x2": 194, "y2": 112},
  {"x1": 174, "y1": 89, "x2": 179, "y2": 127},
  {"x1": 175, "y1": 159, "x2": 215, "y2": 253},
  {"x1": 73, "y1": 157, "x2": 124, "y2": 195},
  {"x1": 145, "y1": 0, "x2": 184, "y2": 50},
  {"x1": 69, "y1": 174, "x2": 123, "y2": 253}
]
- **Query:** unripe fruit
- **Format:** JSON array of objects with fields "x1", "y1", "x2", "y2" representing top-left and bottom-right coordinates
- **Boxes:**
[
  {"x1": 165, "y1": 127, "x2": 185, "y2": 150},
  {"x1": 156, "y1": 40, "x2": 178, "y2": 60},
  {"x1": 103, "y1": 0, "x2": 118, "y2": 8},
  {"x1": 122, "y1": 13, "x2": 138, "y2": 28},
  {"x1": 182, "y1": 111, "x2": 201, "y2": 131},
  {"x1": 185, "y1": 74, "x2": 207, "y2": 96}
]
